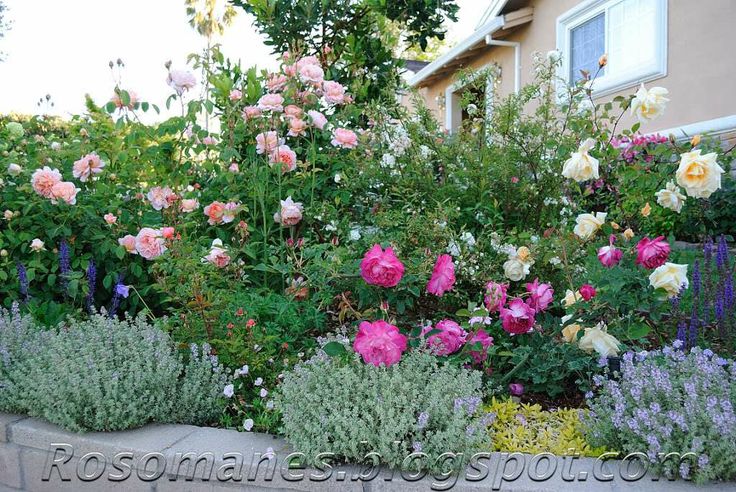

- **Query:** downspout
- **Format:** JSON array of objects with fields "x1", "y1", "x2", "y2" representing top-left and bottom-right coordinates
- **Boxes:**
[{"x1": 485, "y1": 35, "x2": 521, "y2": 94}]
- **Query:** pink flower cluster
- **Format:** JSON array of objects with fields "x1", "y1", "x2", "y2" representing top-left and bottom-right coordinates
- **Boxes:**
[
  {"x1": 118, "y1": 227, "x2": 169, "y2": 260},
  {"x1": 204, "y1": 201, "x2": 239, "y2": 226},
  {"x1": 611, "y1": 133, "x2": 668, "y2": 163},
  {"x1": 353, "y1": 320, "x2": 407, "y2": 367},
  {"x1": 482, "y1": 278, "x2": 554, "y2": 336},
  {"x1": 31, "y1": 167, "x2": 80, "y2": 205}
]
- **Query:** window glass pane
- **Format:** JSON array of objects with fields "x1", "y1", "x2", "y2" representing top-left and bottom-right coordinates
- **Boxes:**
[
  {"x1": 570, "y1": 13, "x2": 605, "y2": 83},
  {"x1": 607, "y1": 0, "x2": 657, "y2": 78}
]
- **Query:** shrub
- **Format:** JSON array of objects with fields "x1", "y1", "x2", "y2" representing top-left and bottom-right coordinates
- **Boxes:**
[
  {"x1": 277, "y1": 349, "x2": 490, "y2": 472},
  {"x1": 0, "y1": 305, "x2": 230, "y2": 432},
  {"x1": 585, "y1": 345, "x2": 736, "y2": 483}
]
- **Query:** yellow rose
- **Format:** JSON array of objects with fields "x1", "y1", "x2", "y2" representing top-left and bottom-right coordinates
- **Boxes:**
[
  {"x1": 622, "y1": 228, "x2": 634, "y2": 241},
  {"x1": 610, "y1": 221, "x2": 620, "y2": 230},
  {"x1": 573, "y1": 212, "x2": 607, "y2": 240},
  {"x1": 690, "y1": 135, "x2": 701, "y2": 147},
  {"x1": 640, "y1": 202, "x2": 651, "y2": 217},
  {"x1": 655, "y1": 181, "x2": 686, "y2": 213},
  {"x1": 562, "y1": 138, "x2": 599, "y2": 182},
  {"x1": 563, "y1": 289, "x2": 582, "y2": 307},
  {"x1": 562, "y1": 323, "x2": 583, "y2": 343},
  {"x1": 675, "y1": 150, "x2": 724, "y2": 199},
  {"x1": 516, "y1": 246, "x2": 531, "y2": 263},
  {"x1": 630, "y1": 84, "x2": 669, "y2": 122},
  {"x1": 649, "y1": 262, "x2": 689, "y2": 298},
  {"x1": 579, "y1": 322, "x2": 621, "y2": 357}
]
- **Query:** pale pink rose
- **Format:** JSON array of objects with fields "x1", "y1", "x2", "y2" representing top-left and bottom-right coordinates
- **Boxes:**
[
  {"x1": 202, "y1": 136, "x2": 217, "y2": 145},
  {"x1": 353, "y1": 320, "x2": 407, "y2": 367},
  {"x1": 166, "y1": 70, "x2": 196, "y2": 94},
  {"x1": 242, "y1": 106, "x2": 262, "y2": 120},
  {"x1": 273, "y1": 196, "x2": 303, "y2": 226},
  {"x1": 135, "y1": 227, "x2": 167, "y2": 260},
  {"x1": 255, "y1": 131, "x2": 280, "y2": 154},
  {"x1": 308, "y1": 110, "x2": 328, "y2": 130},
  {"x1": 257, "y1": 93, "x2": 284, "y2": 112},
  {"x1": 204, "y1": 201, "x2": 226, "y2": 225},
  {"x1": 104, "y1": 213, "x2": 117, "y2": 225},
  {"x1": 331, "y1": 128, "x2": 358, "y2": 149},
  {"x1": 525, "y1": 278, "x2": 554, "y2": 313},
  {"x1": 72, "y1": 152, "x2": 105, "y2": 183},
  {"x1": 229, "y1": 89, "x2": 243, "y2": 101},
  {"x1": 203, "y1": 239, "x2": 230, "y2": 268},
  {"x1": 635, "y1": 236, "x2": 670, "y2": 269},
  {"x1": 111, "y1": 89, "x2": 138, "y2": 110},
  {"x1": 484, "y1": 281, "x2": 508, "y2": 312},
  {"x1": 598, "y1": 235, "x2": 623, "y2": 268},
  {"x1": 180, "y1": 198, "x2": 199, "y2": 213},
  {"x1": 322, "y1": 81, "x2": 346, "y2": 104},
  {"x1": 360, "y1": 244, "x2": 405, "y2": 288},
  {"x1": 223, "y1": 202, "x2": 238, "y2": 223},
  {"x1": 299, "y1": 63, "x2": 324, "y2": 85},
  {"x1": 269, "y1": 145, "x2": 298, "y2": 173},
  {"x1": 466, "y1": 329, "x2": 493, "y2": 364},
  {"x1": 229, "y1": 162, "x2": 240, "y2": 173},
  {"x1": 147, "y1": 186, "x2": 174, "y2": 211},
  {"x1": 29, "y1": 239, "x2": 45, "y2": 252},
  {"x1": 284, "y1": 105, "x2": 303, "y2": 119},
  {"x1": 427, "y1": 254, "x2": 455, "y2": 296},
  {"x1": 500, "y1": 298, "x2": 536, "y2": 335},
  {"x1": 118, "y1": 235, "x2": 138, "y2": 254},
  {"x1": 424, "y1": 319, "x2": 467, "y2": 356},
  {"x1": 295, "y1": 56, "x2": 320, "y2": 69},
  {"x1": 50, "y1": 181, "x2": 80, "y2": 205},
  {"x1": 31, "y1": 166, "x2": 62, "y2": 198},
  {"x1": 266, "y1": 73, "x2": 288, "y2": 92},
  {"x1": 287, "y1": 118, "x2": 308, "y2": 137},
  {"x1": 161, "y1": 226, "x2": 175, "y2": 239},
  {"x1": 283, "y1": 64, "x2": 296, "y2": 77}
]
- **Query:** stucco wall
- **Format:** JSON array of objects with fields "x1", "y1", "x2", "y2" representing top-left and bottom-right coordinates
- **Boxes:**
[{"x1": 416, "y1": 0, "x2": 736, "y2": 133}]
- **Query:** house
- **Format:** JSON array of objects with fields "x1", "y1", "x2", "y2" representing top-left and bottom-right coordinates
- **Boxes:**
[{"x1": 407, "y1": 0, "x2": 736, "y2": 146}]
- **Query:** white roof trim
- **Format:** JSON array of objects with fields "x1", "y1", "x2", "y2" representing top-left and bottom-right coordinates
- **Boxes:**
[
  {"x1": 476, "y1": 0, "x2": 510, "y2": 30},
  {"x1": 651, "y1": 115, "x2": 736, "y2": 140},
  {"x1": 409, "y1": 16, "x2": 504, "y2": 88}
]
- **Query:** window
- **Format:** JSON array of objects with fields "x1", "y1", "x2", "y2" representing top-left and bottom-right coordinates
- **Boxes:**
[
  {"x1": 444, "y1": 66, "x2": 497, "y2": 133},
  {"x1": 557, "y1": 0, "x2": 667, "y2": 96}
]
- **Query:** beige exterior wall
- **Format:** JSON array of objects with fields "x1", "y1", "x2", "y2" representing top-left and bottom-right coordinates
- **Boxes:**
[{"x1": 415, "y1": 0, "x2": 736, "y2": 133}]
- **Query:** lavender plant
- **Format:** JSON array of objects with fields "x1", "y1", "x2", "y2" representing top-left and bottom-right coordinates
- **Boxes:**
[{"x1": 585, "y1": 344, "x2": 736, "y2": 483}]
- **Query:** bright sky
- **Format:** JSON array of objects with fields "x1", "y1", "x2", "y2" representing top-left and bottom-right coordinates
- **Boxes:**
[{"x1": 0, "y1": 0, "x2": 487, "y2": 119}]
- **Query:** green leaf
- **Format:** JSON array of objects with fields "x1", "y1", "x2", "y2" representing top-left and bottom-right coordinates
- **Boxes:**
[{"x1": 322, "y1": 341, "x2": 347, "y2": 357}]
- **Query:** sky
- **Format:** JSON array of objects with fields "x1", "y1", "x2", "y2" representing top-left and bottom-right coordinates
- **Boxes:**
[{"x1": 0, "y1": 0, "x2": 487, "y2": 119}]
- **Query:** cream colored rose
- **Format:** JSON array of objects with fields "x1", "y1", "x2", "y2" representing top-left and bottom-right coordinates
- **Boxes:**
[
  {"x1": 563, "y1": 289, "x2": 582, "y2": 307},
  {"x1": 503, "y1": 257, "x2": 530, "y2": 282},
  {"x1": 562, "y1": 138, "x2": 599, "y2": 182},
  {"x1": 562, "y1": 322, "x2": 583, "y2": 343},
  {"x1": 630, "y1": 84, "x2": 669, "y2": 122},
  {"x1": 655, "y1": 181, "x2": 686, "y2": 213},
  {"x1": 579, "y1": 322, "x2": 620, "y2": 357},
  {"x1": 573, "y1": 212, "x2": 607, "y2": 240},
  {"x1": 649, "y1": 262, "x2": 689, "y2": 298},
  {"x1": 675, "y1": 150, "x2": 724, "y2": 199}
]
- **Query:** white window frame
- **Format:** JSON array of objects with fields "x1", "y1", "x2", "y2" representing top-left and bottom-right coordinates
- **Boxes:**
[
  {"x1": 556, "y1": 0, "x2": 668, "y2": 97},
  {"x1": 445, "y1": 65, "x2": 498, "y2": 133}
]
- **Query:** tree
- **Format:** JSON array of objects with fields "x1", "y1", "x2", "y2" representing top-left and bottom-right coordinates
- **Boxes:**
[{"x1": 229, "y1": 0, "x2": 458, "y2": 102}]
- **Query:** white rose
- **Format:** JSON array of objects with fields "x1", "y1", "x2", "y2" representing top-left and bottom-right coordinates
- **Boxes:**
[
  {"x1": 630, "y1": 84, "x2": 669, "y2": 122},
  {"x1": 573, "y1": 212, "x2": 607, "y2": 240},
  {"x1": 7, "y1": 163, "x2": 21, "y2": 176},
  {"x1": 30, "y1": 238, "x2": 45, "y2": 252},
  {"x1": 649, "y1": 262, "x2": 689, "y2": 298},
  {"x1": 578, "y1": 322, "x2": 620, "y2": 357},
  {"x1": 562, "y1": 138, "x2": 599, "y2": 182},
  {"x1": 3, "y1": 210, "x2": 13, "y2": 221},
  {"x1": 655, "y1": 181, "x2": 686, "y2": 213},
  {"x1": 675, "y1": 150, "x2": 724, "y2": 199},
  {"x1": 503, "y1": 257, "x2": 530, "y2": 282}
]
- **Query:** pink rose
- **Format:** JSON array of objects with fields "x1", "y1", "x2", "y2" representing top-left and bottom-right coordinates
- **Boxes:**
[
  {"x1": 500, "y1": 298, "x2": 536, "y2": 335},
  {"x1": 222, "y1": 202, "x2": 238, "y2": 223},
  {"x1": 466, "y1": 329, "x2": 493, "y2": 364},
  {"x1": 167, "y1": 70, "x2": 196, "y2": 94},
  {"x1": 135, "y1": 227, "x2": 166, "y2": 260},
  {"x1": 295, "y1": 55, "x2": 320, "y2": 69},
  {"x1": 255, "y1": 131, "x2": 280, "y2": 155},
  {"x1": 287, "y1": 118, "x2": 308, "y2": 137},
  {"x1": 308, "y1": 110, "x2": 328, "y2": 130},
  {"x1": 360, "y1": 244, "x2": 405, "y2": 288},
  {"x1": 31, "y1": 166, "x2": 62, "y2": 198},
  {"x1": 635, "y1": 236, "x2": 670, "y2": 269},
  {"x1": 50, "y1": 181, "x2": 80, "y2": 205},
  {"x1": 331, "y1": 128, "x2": 358, "y2": 149},
  {"x1": 242, "y1": 106, "x2": 262, "y2": 120},
  {"x1": 598, "y1": 234, "x2": 623, "y2": 268},
  {"x1": 273, "y1": 196, "x2": 303, "y2": 226},
  {"x1": 269, "y1": 145, "x2": 298, "y2": 173},
  {"x1": 427, "y1": 254, "x2": 455, "y2": 296},
  {"x1": 104, "y1": 213, "x2": 117, "y2": 225},
  {"x1": 257, "y1": 93, "x2": 284, "y2": 112},
  {"x1": 525, "y1": 278, "x2": 554, "y2": 313},
  {"x1": 299, "y1": 64, "x2": 324, "y2": 84},
  {"x1": 111, "y1": 89, "x2": 138, "y2": 110},
  {"x1": 509, "y1": 383, "x2": 524, "y2": 396},
  {"x1": 322, "y1": 81, "x2": 346, "y2": 104},
  {"x1": 229, "y1": 89, "x2": 242, "y2": 101},
  {"x1": 266, "y1": 73, "x2": 288, "y2": 92},
  {"x1": 204, "y1": 201, "x2": 226, "y2": 225},
  {"x1": 202, "y1": 136, "x2": 217, "y2": 145},
  {"x1": 180, "y1": 198, "x2": 199, "y2": 213},
  {"x1": 203, "y1": 239, "x2": 230, "y2": 268},
  {"x1": 425, "y1": 319, "x2": 467, "y2": 356},
  {"x1": 118, "y1": 235, "x2": 137, "y2": 254},
  {"x1": 72, "y1": 152, "x2": 105, "y2": 182},
  {"x1": 162, "y1": 227, "x2": 175, "y2": 240},
  {"x1": 579, "y1": 284, "x2": 597, "y2": 301},
  {"x1": 353, "y1": 320, "x2": 407, "y2": 367},
  {"x1": 229, "y1": 162, "x2": 240, "y2": 173},
  {"x1": 147, "y1": 186, "x2": 174, "y2": 211},
  {"x1": 484, "y1": 281, "x2": 508, "y2": 312},
  {"x1": 284, "y1": 105, "x2": 303, "y2": 119}
]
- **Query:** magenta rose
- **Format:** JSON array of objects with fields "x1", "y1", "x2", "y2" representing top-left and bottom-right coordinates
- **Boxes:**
[
  {"x1": 525, "y1": 278, "x2": 554, "y2": 313},
  {"x1": 353, "y1": 320, "x2": 407, "y2": 367},
  {"x1": 360, "y1": 244, "x2": 405, "y2": 288},
  {"x1": 424, "y1": 319, "x2": 467, "y2": 356},
  {"x1": 427, "y1": 254, "x2": 456, "y2": 296},
  {"x1": 598, "y1": 234, "x2": 623, "y2": 268},
  {"x1": 636, "y1": 236, "x2": 670, "y2": 269},
  {"x1": 484, "y1": 281, "x2": 508, "y2": 312},
  {"x1": 466, "y1": 329, "x2": 494, "y2": 364},
  {"x1": 500, "y1": 298, "x2": 536, "y2": 335},
  {"x1": 579, "y1": 284, "x2": 597, "y2": 301}
]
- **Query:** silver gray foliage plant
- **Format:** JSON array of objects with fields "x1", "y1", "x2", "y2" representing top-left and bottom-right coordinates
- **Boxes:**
[
  {"x1": 277, "y1": 349, "x2": 492, "y2": 472},
  {"x1": 0, "y1": 304, "x2": 230, "y2": 432}
]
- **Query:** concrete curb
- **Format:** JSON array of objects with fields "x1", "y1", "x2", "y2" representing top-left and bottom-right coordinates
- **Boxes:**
[{"x1": 0, "y1": 412, "x2": 731, "y2": 491}]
